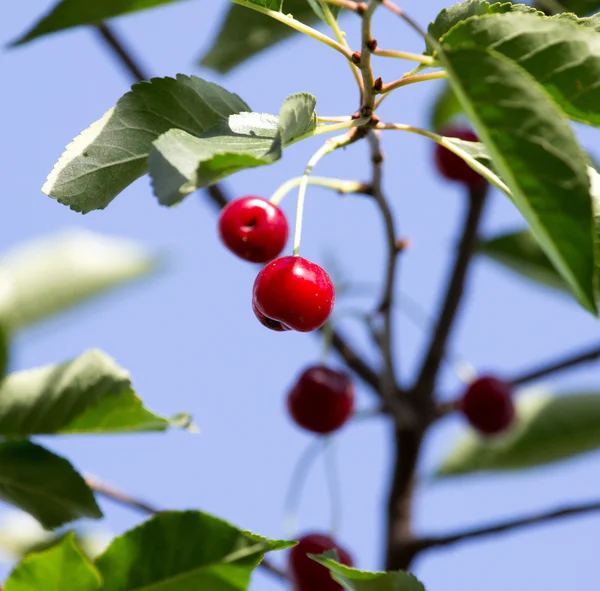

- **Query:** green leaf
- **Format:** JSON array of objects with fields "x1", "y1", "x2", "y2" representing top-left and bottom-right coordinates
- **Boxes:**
[
  {"x1": 479, "y1": 230, "x2": 572, "y2": 293},
  {"x1": 0, "y1": 441, "x2": 102, "y2": 529},
  {"x1": 429, "y1": 82, "x2": 463, "y2": 132},
  {"x1": 148, "y1": 93, "x2": 317, "y2": 206},
  {"x1": 42, "y1": 75, "x2": 249, "y2": 213},
  {"x1": 12, "y1": 0, "x2": 186, "y2": 46},
  {"x1": 438, "y1": 44, "x2": 598, "y2": 314},
  {"x1": 437, "y1": 391, "x2": 600, "y2": 477},
  {"x1": 0, "y1": 349, "x2": 185, "y2": 436},
  {"x1": 560, "y1": 0, "x2": 600, "y2": 16},
  {"x1": 5, "y1": 533, "x2": 101, "y2": 591},
  {"x1": 311, "y1": 555, "x2": 426, "y2": 591},
  {"x1": 426, "y1": 0, "x2": 538, "y2": 55},
  {"x1": 95, "y1": 511, "x2": 294, "y2": 591},
  {"x1": 200, "y1": 0, "x2": 321, "y2": 73},
  {"x1": 0, "y1": 230, "x2": 157, "y2": 331},
  {"x1": 442, "y1": 12, "x2": 600, "y2": 128}
]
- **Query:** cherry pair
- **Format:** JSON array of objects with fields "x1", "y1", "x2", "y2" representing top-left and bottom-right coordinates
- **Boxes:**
[{"x1": 218, "y1": 197, "x2": 334, "y2": 332}]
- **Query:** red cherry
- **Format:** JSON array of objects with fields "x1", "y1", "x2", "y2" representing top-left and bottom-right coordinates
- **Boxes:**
[
  {"x1": 434, "y1": 127, "x2": 487, "y2": 189},
  {"x1": 289, "y1": 533, "x2": 353, "y2": 591},
  {"x1": 218, "y1": 196, "x2": 288, "y2": 263},
  {"x1": 252, "y1": 301, "x2": 290, "y2": 332},
  {"x1": 252, "y1": 256, "x2": 335, "y2": 332},
  {"x1": 287, "y1": 366, "x2": 355, "y2": 434},
  {"x1": 460, "y1": 375, "x2": 515, "y2": 435}
]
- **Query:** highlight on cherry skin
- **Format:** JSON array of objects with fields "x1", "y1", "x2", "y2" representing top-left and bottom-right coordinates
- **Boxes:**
[
  {"x1": 218, "y1": 196, "x2": 288, "y2": 263},
  {"x1": 252, "y1": 256, "x2": 335, "y2": 333},
  {"x1": 287, "y1": 365, "x2": 355, "y2": 435},
  {"x1": 289, "y1": 533, "x2": 353, "y2": 591},
  {"x1": 460, "y1": 375, "x2": 515, "y2": 435},
  {"x1": 434, "y1": 126, "x2": 487, "y2": 190}
]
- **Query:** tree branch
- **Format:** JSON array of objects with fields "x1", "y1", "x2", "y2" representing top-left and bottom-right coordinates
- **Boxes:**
[
  {"x1": 358, "y1": 1, "x2": 379, "y2": 116},
  {"x1": 410, "y1": 499, "x2": 600, "y2": 555},
  {"x1": 511, "y1": 342, "x2": 600, "y2": 386},
  {"x1": 86, "y1": 476, "x2": 288, "y2": 582},
  {"x1": 95, "y1": 23, "x2": 149, "y2": 82},
  {"x1": 412, "y1": 185, "x2": 488, "y2": 413}
]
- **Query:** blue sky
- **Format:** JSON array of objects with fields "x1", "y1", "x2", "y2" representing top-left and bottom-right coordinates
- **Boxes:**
[{"x1": 2, "y1": 1, "x2": 600, "y2": 589}]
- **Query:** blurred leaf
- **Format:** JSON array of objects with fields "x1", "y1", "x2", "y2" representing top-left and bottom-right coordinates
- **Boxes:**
[
  {"x1": 426, "y1": 0, "x2": 538, "y2": 55},
  {"x1": 479, "y1": 230, "x2": 572, "y2": 292},
  {"x1": 0, "y1": 230, "x2": 157, "y2": 331},
  {"x1": 311, "y1": 555, "x2": 426, "y2": 591},
  {"x1": 430, "y1": 81, "x2": 463, "y2": 132},
  {"x1": 42, "y1": 75, "x2": 249, "y2": 213},
  {"x1": 438, "y1": 391, "x2": 600, "y2": 477},
  {"x1": 560, "y1": 0, "x2": 600, "y2": 16},
  {"x1": 200, "y1": 0, "x2": 321, "y2": 73},
  {"x1": 148, "y1": 92, "x2": 317, "y2": 205},
  {"x1": 0, "y1": 512, "x2": 57, "y2": 563},
  {"x1": 12, "y1": 0, "x2": 187, "y2": 46},
  {"x1": 4, "y1": 533, "x2": 101, "y2": 591},
  {"x1": 0, "y1": 441, "x2": 101, "y2": 529},
  {"x1": 306, "y1": 0, "x2": 341, "y2": 22},
  {"x1": 95, "y1": 511, "x2": 294, "y2": 591},
  {"x1": 439, "y1": 44, "x2": 598, "y2": 314},
  {"x1": 442, "y1": 11, "x2": 600, "y2": 128},
  {"x1": 0, "y1": 349, "x2": 186, "y2": 437}
]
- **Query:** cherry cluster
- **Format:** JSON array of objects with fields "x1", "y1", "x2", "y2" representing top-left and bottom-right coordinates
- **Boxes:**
[{"x1": 215, "y1": 127, "x2": 514, "y2": 588}]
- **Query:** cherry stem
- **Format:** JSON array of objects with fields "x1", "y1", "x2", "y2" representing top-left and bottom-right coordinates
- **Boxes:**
[
  {"x1": 373, "y1": 48, "x2": 436, "y2": 65},
  {"x1": 283, "y1": 439, "x2": 326, "y2": 538},
  {"x1": 320, "y1": 321, "x2": 335, "y2": 363},
  {"x1": 229, "y1": 0, "x2": 355, "y2": 62},
  {"x1": 377, "y1": 71, "x2": 447, "y2": 104},
  {"x1": 321, "y1": 2, "x2": 365, "y2": 100},
  {"x1": 270, "y1": 176, "x2": 367, "y2": 206},
  {"x1": 293, "y1": 134, "x2": 354, "y2": 256},
  {"x1": 324, "y1": 436, "x2": 343, "y2": 537}
]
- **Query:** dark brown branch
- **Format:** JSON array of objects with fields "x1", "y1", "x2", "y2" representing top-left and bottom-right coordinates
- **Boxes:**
[
  {"x1": 412, "y1": 185, "x2": 488, "y2": 413},
  {"x1": 410, "y1": 499, "x2": 600, "y2": 555},
  {"x1": 95, "y1": 23, "x2": 149, "y2": 82},
  {"x1": 511, "y1": 342, "x2": 600, "y2": 386},
  {"x1": 86, "y1": 476, "x2": 288, "y2": 581}
]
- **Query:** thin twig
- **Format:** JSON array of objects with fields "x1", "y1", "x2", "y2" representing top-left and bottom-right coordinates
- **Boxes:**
[
  {"x1": 95, "y1": 24, "x2": 149, "y2": 81},
  {"x1": 379, "y1": 71, "x2": 447, "y2": 95},
  {"x1": 373, "y1": 48, "x2": 435, "y2": 65},
  {"x1": 411, "y1": 499, "x2": 600, "y2": 554},
  {"x1": 358, "y1": 1, "x2": 379, "y2": 116},
  {"x1": 511, "y1": 343, "x2": 600, "y2": 386},
  {"x1": 381, "y1": 0, "x2": 428, "y2": 39},
  {"x1": 322, "y1": 0, "x2": 363, "y2": 11},
  {"x1": 412, "y1": 185, "x2": 488, "y2": 413},
  {"x1": 86, "y1": 476, "x2": 288, "y2": 581}
]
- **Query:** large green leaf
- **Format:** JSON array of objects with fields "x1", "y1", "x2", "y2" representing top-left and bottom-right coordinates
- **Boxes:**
[
  {"x1": 439, "y1": 44, "x2": 598, "y2": 314},
  {"x1": 0, "y1": 349, "x2": 186, "y2": 436},
  {"x1": 426, "y1": 1, "x2": 538, "y2": 55},
  {"x1": 42, "y1": 76, "x2": 249, "y2": 213},
  {"x1": 438, "y1": 391, "x2": 600, "y2": 477},
  {"x1": 442, "y1": 12, "x2": 600, "y2": 127},
  {"x1": 311, "y1": 555, "x2": 426, "y2": 591},
  {"x1": 0, "y1": 230, "x2": 157, "y2": 331},
  {"x1": 0, "y1": 441, "x2": 102, "y2": 529},
  {"x1": 200, "y1": 0, "x2": 321, "y2": 73},
  {"x1": 4, "y1": 533, "x2": 101, "y2": 591},
  {"x1": 95, "y1": 511, "x2": 294, "y2": 591},
  {"x1": 479, "y1": 230, "x2": 572, "y2": 293},
  {"x1": 148, "y1": 93, "x2": 317, "y2": 205},
  {"x1": 12, "y1": 0, "x2": 188, "y2": 46}
]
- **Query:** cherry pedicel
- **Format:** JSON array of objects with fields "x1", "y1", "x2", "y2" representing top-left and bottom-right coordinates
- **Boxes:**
[
  {"x1": 289, "y1": 533, "x2": 353, "y2": 591},
  {"x1": 460, "y1": 375, "x2": 515, "y2": 435},
  {"x1": 434, "y1": 126, "x2": 487, "y2": 190},
  {"x1": 218, "y1": 196, "x2": 288, "y2": 263},
  {"x1": 287, "y1": 366, "x2": 355, "y2": 434},
  {"x1": 252, "y1": 256, "x2": 335, "y2": 332}
]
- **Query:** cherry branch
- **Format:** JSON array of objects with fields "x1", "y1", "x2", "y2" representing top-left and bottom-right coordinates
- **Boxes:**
[
  {"x1": 510, "y1": 342, "x2": 600, "y2": 386},
  {"x1": 86, "y1": 476, "x2": 289, "y2": 581},
  {"x1": 410, "y1": 498, "x2": 600, "y2": 555},
  {"x1": 358, "y1": 1, "x2": 380, "y2": 117},
  {"x1": 95, "y1": 23, "x2": 149, "y2": 81}
]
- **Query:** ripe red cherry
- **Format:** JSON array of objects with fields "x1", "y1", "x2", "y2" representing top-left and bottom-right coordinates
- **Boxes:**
[
  {"x1": 287, "y1": 366, "x2": 355, "y2": 434},
  {"x1": 460, "y1": 375, "x2": 515, "y2": 435},
  {"x1": 252, "y1": 256, "x2": 335, "y2": 332},
  {"x1": 218, "y1": 196, "x2": 288, "y2": 263},
  {"x1": 434, "y1": 126, "x2": 487, "y2": 189},
  {"x1": 252, "y1": 301, "x2": 290, "y2": 331},
  {"x1": 289, "y1": 533, "x2": 353, "y2": 591}
]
